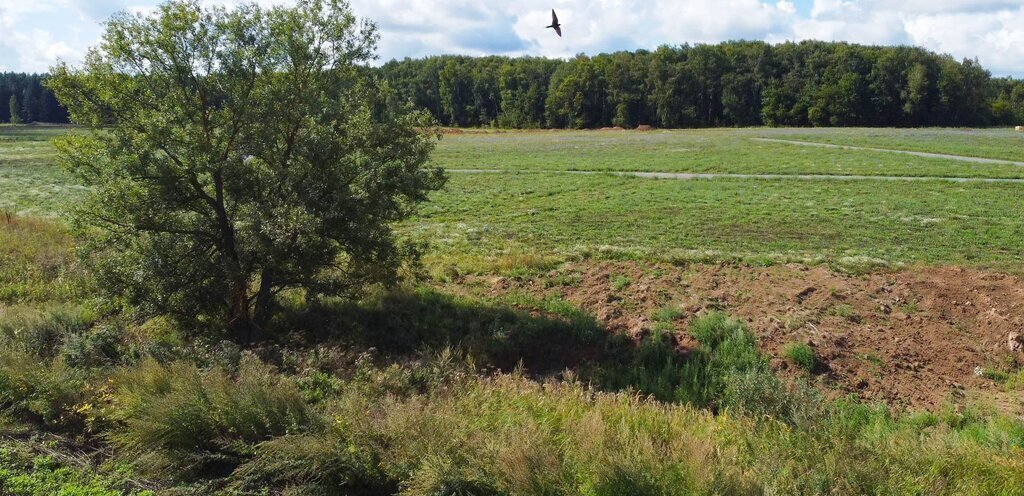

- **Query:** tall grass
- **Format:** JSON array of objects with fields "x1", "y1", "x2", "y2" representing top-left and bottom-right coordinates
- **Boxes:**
[
  {"x1": 0, "y1": 215, "x2": 88, "y2": 305},
  {"x1": 0, "y1": 348, "x2": 88, "y2": 432},
  {"x1": 590, "y1": 312, "x2": 782, "y2": 411},
  {"x1": 106, "y1": 355, "x2": 316, "y2": 481},
  {"x1": 231, "y1": 368, "x2": 1024, "y2": 495}
]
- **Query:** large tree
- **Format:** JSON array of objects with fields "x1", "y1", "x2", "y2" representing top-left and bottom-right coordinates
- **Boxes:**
[{"x1": 47, "y1": 0, "x2": 445, "y2": 340}]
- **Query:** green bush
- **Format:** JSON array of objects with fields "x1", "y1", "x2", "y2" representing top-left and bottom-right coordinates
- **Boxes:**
[
  {"x1": 0, "y1": 348, "x2": 88, "y2": 432},
  {"x1": 782, "y1": 342, "x2": 817, "y2": 372},
  {"x1": 108, "y1": 354, "x2": 316, "y2": 481},
  {"x1": 0, "y1": 307, "x2": 93, "y2": 359}
]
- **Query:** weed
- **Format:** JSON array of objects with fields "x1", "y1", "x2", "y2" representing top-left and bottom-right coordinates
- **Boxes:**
[
  {"x1": 610, "y1": 275, "x2": 630, "y2": 291},
  {"x1": 829, "y1": 304, "x2": 861, "y2": 323},
  {"x1": 652, "y1": 303, "x2": 683, "y2": 323},
  {"x1": 782, "y1": 342, "x2": 817, "y2": 372}
]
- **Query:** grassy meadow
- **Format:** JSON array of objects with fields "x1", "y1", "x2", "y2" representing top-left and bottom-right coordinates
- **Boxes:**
[
  {"x1": 2, "y1": 124, "x2": 1024, "y2": 494},
  {"x1": 431, "y1": 128, "x2": 1024, "y2": 177},
  {"x1": 768, "y1": 127, "x2": 1024, "y2": 163}
]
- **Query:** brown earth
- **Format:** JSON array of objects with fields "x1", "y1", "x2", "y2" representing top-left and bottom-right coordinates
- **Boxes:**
[{"x1": 477, "y1": 260, "x2": 1024, "y2": 412}]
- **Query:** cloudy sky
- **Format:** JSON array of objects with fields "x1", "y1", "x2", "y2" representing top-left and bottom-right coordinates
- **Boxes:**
[{"x1": 1, "y1": 0, "x2": 1022, "y2": 76}]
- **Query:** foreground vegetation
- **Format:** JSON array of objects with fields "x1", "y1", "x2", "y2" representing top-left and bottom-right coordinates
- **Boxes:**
[
  {"x1": 1, "y1": 267, "x2": 1022, "y2": 494},
  {"x1": 3, "y1": 203, "x2": 1024, "y2": 494}
]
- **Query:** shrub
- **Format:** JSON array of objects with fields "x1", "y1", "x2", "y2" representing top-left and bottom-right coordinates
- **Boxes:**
[
  {"x1": 59, "y1": 323, "x2": 127, "y2": 369},
  {"x1": 107, "y1": 354, "x2": 316, "y2": 481},
  {"x1": 782, "y1": 342, "x2": 817, "y2": 372},
  {"x1": 0, "y1": 348, "x2": 88, "y2": 432},
  {"x1": 0, "y1": 306, "x2": 93, "y2": 359}
]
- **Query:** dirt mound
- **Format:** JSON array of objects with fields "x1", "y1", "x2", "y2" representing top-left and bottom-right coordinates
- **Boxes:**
[
  {"x1": 483, "y1": 261, "x2": 1024, "y2": 411},
  {"x1": 635, "y1": 124, "x2": 656, "y2": 131},
  {"x1": 599, "y1": 126, "x2": 626, "y2": 131}
]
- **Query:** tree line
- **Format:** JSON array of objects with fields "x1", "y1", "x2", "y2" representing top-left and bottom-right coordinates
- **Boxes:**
[
  {"x1": 6, "y1": 40, "x2": 1024, "y2": 128},
  {"x1": 0, "y1": 73, "x2": 69, "y2": 124},
  {"x1": 379, "y1": 41, "x2": 1024, "y2": 129}
]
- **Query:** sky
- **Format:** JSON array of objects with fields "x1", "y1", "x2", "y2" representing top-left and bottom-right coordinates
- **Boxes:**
[{"x1": 1, "y1": 0, "x2": 1022, "y2": 77}]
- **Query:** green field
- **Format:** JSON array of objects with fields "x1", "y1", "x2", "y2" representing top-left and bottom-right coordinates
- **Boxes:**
[
  {"x1": 414, "y1": 172, "x2": 1024, "y2": 269},
  {"x1": 0, "y1": 126, "x2": 81, "y2": 216},
  {"x1": 5, "y1": 125, "x2": 1024, "y2": 269},
  {"x1": 430, "y1": 128, "x2": 1024, "y2": 178},
  {"x1": 768, "y1": 128, "x2": 1024, "y2": 163}
]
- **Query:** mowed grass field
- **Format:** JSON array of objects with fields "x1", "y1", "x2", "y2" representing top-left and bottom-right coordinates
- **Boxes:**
[
  {"x1": 0, "y1": 125, "x2": 82, "y2": 216},
  {"x1": 768, "y1": 128, "x2": 1024, "y2": 163},
  {"x1": 431, "y1": 128, "x2": 1024, "y2": 178},
  {"x1": 4, "y1": 125, "x2": 1024, "y2": 269}
]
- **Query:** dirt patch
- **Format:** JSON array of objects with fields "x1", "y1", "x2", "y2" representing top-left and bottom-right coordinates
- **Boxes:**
[
  {"x1": 636, "y1": 124, "x2": 657, "y2": 131},
  {"x1": 479, "y1": 261, "x2": 1024, "y2": 411}
]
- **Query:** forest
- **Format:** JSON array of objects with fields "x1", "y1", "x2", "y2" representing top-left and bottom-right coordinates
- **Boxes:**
[
  {"x1": 4, "y1": 41, "x2": 1024, "y2": 128},
  {"x1": 379, "y1": 40, "x2": 1024, "y2": 129},
  {"x1": 0, "y1": 73, "x2": 68, "y2": 124}
]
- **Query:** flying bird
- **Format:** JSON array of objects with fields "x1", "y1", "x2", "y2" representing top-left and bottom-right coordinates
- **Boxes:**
[{"x1": 546, "y1": 9, "x2": 562, "y2": 37}]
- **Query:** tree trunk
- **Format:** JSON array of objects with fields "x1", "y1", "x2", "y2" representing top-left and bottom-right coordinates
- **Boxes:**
[
  {"x1": 228, "y1": 279, "x2": 254, "y2": 343},
  {"x1": 211, "y1": 171, "x2": 254, "y2": 343},
  {"x1": 252, "y1": 268, "x2": 274, "y2": 331}
]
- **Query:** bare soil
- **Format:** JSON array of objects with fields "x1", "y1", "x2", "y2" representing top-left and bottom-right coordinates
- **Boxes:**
[{"x1": 478, "y1": 261, "x2": 1024, "y2": 411}]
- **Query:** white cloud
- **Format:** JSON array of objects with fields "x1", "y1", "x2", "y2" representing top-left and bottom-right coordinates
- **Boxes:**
[
  {"x1": 904, "y1": 8, "x2": 1024, "y2": 70},
  {"x1": 0, "y1": 0, "x2": 1022, "y2": 76}
]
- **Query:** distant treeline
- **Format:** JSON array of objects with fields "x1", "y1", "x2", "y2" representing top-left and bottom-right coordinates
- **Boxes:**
[
  {"x1": 5, "y1": 41, "x2": 1024, "y2": 128},
  {"x1": 1, "y1": 73, "x2": 69, "y2": 124},
  {"x1": 379, "y1": 41, "x2": 1024, "y2": 129}
]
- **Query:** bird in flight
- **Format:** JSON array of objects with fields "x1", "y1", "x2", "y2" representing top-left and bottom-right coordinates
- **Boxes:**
[{"x1": 546, "y1": 9, "x2": 562, "y2": 37}]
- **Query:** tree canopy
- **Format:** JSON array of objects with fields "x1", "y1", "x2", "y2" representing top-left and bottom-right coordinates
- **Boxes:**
[
  {"x1": 0, "y1": 73, "x2": 67, "y2": 124},
  {"x1": 380, "y1": 42, "x2": 1024, "y2": 129},
  {"x1": 47, "y1": 0, "x2": 445, "y2": 339}
]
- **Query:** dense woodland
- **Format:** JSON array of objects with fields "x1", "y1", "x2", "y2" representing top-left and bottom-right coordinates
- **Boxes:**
[
  {"x1": 380, "y1": 41, "x2": 1024, "y2": 129},
  {"x1": 0, "y1": 73, "x2": 69, "y2": 124},
  {"x1": 4, "y1": 41, "x2": 1024, "y2": 128}
]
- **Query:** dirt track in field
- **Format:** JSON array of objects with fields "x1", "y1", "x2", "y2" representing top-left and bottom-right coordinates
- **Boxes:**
[
  {"x1": 752, "y1": 137, "x2": 1024, "y2": 167},
  {"x1": 478, "y1": 260, "x2": 1024, "y2": 412},
  {"x1": 446, "y1": 168, "x2": 1024, "y2": 183}
]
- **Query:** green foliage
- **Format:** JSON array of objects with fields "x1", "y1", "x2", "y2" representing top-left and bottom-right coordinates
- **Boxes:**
[
  {"x1": 230, "y1": 364, "x2": 1024, "y2": 496},
  {"x1": 107, "y1": 354, "x2": 316, "y2": 481},
  {"x1": 0, "y1": 215, "x2": 88, "y2": 304},
  {"x1": 47, "y1": 0, "x2": 446, "y2": 338},
  {"x1": 592, "y1": 312, "x2": 770, "y2": 408},
  {"x1": 381, "y1": 41, "x2": 1016, "y2": 129},
  {"x1": 0, "y1": 441, "x2": 147, "y2": 496},
  {"x1": 0, "y1": 348, "x2": 88, "y2": 431},
  {"x1": 7, "y1": 95, "x2": 21, "y2": 125},
  {"x1": 783, "y1": 342, "x2": 817, "y2": 372}
]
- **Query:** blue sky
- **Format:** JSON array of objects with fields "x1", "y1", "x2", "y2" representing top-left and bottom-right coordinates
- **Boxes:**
[{"x1": 1, "y1": 0, "x2": 1022, "y2": 77}]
